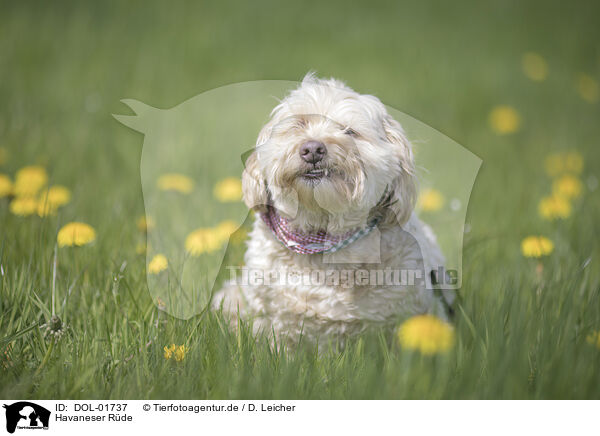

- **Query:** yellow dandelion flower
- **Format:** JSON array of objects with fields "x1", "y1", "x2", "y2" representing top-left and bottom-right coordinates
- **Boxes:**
[
  {"x1": 36, "y1": 186, "x2": 71, "y2": 217},
  {"x1": 538, "y1": 195, "x2": 572, "y2": 220},
  {"x1": 185, "y1": 228, "x2": 223, "y2": 255},
  {"x1": 164, "y1": 344, "x2": 176, "y2": 360},
  {"x1": 148, "y1": 254, "x2": 168, "y2": 274},
  {"x1": 173, "y1": 345, "x2": 188, "y2": 362},
  {"x1": 37, "y1": 201, "x2": 57, "y2": 217},
  {"x1": 576, "y1": 73, "x2": 599, "y2": 103},
  {"x1": 215, "y1": 220, "x2": 238, "y2": 240},
  {"x1": 10, "y1": 197, "x2": 38, "y2": 216},
  {"x1": 564, "y1": 151, "x2": 584, "y2": 174},
  {"x1": 39, "y1": 185, "x2": 71, "y2": 208},
  {"x1": 57, "y1": 222, "x2": 96, "y2": 247},
  {"x1": 214, "y1": 177, "x2": 242, "y2": 202},
  {"x1": 552, "y1": 174, "x2": 583, "y2": 200},
  {"x1": 489, "y1": 105, "x2": 521, "y2": 135},
  {"x1": 586, "y1": 331, "x2": 600, "y2": 349},
  {"x1": 397, "y1": 315, "x2": 455, "y2": 355},
  {"x1": 544, "y1": 151, "x2": 584, "y2": 177},
  {"x1": 521, "y1": 236, "x2": 554, "y2": 258},
  {"x1": 14, "y1": 165, "x2": 48, "y2": 197},
  {"x1": 0, "y1": 174, "x2": 12, "y2": 198},
  {"x1": 136, "y1": 216, "x2": 155, "y2": 232},
  {"x1": 157, "y1": 173, "x2": 194, "y2": 194},
  {"x1": 417, "y1": 188, "x2": 444, "y2": 212},
  {"x1": 522, "y1": 52, "x2": 548, "y2": 82},
  {"x1": 163, "y1": 344, "x2": 187, "y2": 361}
]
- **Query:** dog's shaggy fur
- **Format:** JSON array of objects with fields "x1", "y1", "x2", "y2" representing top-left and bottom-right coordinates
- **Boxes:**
[{"x1": 213, "y1": 74, "x2": 453, "y2": 346}]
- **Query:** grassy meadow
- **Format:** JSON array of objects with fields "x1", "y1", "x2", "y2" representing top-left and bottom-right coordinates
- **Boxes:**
[{"x1": 1, "y1": 0, "x2": 600, "y2": 399}]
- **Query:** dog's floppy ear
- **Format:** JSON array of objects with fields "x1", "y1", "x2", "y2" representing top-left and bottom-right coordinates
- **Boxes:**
[
  {"x1": 241, "y1": 121, "x2": 275, "y2": 210},
  {"x1": 242, "y1": 113, "x2": 279, "y2": 210},
  {"x1": 242, "y1": 150, "x2": 268, "y2": 210},
  {"x1": 381, "y1": 114, "x2": 417, "y2": 226}
]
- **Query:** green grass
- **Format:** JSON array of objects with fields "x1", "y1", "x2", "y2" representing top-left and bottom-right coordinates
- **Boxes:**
[{"x1": 1, "y1": 0, "x2": 600, "y2": 399}]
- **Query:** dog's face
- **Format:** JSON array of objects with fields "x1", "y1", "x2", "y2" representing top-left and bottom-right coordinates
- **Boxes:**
[{"x1": 243, "y1": 75, "x2": 416, "y2": 232}]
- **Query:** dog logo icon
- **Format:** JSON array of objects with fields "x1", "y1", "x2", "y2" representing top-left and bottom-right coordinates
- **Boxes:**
[{"x1": 2, "y1": 402, "x2": 50, "y2": 434}]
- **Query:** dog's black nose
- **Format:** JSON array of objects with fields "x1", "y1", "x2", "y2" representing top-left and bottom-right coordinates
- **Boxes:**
[{"x1": 300, "y1": 141, "x2": 327, "y2": 164}]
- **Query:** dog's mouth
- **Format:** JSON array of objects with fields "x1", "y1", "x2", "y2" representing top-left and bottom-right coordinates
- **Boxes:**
[
  {"x1": 302, "y1": 168, "x2": 327, "y2": 179},
  {"x1": 298, "y1": 167, "x2": 334, "y2": 183}
]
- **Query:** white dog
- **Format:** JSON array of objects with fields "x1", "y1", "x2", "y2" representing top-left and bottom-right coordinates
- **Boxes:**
[{"x1": 213, "y1": 74, "x2": 454, "y2": 346}]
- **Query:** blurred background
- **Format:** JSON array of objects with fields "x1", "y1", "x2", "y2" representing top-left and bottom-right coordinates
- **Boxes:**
[
  {"x1": 1, "y1": 0, "x2": 599, "y2": 231},
  {"x1": 1, "y1": 0, "x2": 599, "y2": 398},
  {"x1": 1, "y1": 0, "x2": 599, "y2": 234}
]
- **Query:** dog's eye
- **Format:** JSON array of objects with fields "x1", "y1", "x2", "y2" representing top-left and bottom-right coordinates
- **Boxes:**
[
  {"x1": 295, "y1": 117, "x2": 308, "y2": 128},
  {"x1": 344, "y1": 127, "x2": 358, "y2": 137}
]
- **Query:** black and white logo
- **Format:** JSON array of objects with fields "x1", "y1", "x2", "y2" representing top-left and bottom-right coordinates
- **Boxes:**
[{"x1": 3, "y1": 402, "x2": 50, "y2": 434}]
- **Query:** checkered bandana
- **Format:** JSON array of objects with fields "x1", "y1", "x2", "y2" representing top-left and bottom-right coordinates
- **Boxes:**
[
  {"x1": 260, "y1": 187, "x2": 392, "y2": 254},
  {"x1": 260, "y1": 207, "x2": 362, "y2": 254}
]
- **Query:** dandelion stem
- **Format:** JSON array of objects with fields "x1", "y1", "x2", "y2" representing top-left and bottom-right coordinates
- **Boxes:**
[
  {"x1": 35, "y1": 336, "x2": 55, "y2": 376},
  {"x1": 51, "y1": 244, "x2": 57, "y2": 317}
]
